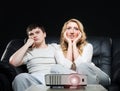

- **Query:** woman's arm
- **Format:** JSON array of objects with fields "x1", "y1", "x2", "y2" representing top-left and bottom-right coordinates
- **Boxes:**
[
  {"x1": 72, "y1": 32, "x2": 82, "y2": 61},
  {"x1": 55, "y1": 49, "x2": 73, "y2": 69},
  {"x1": 74, "y1": 43, "x2": 93, "y2": 67}
]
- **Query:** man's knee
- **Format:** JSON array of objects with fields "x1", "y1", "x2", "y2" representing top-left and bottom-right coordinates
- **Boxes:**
[{"x1": 13, "y1": 73, "x2": 30, "y2": 83}]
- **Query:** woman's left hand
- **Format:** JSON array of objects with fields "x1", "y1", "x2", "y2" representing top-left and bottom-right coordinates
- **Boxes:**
[{"x1": 73, "y1": 32, "x2": 81, "y2": 44}]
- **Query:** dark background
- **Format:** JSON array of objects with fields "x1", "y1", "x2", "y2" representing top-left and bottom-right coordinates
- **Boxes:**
[{"x1": 1, "y1": 1, "x2": 120, "y2": 57}]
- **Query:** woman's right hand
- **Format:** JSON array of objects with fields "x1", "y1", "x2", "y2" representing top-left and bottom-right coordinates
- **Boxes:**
[{"x1": 64, "y1": 31, "x2": 72, "y2": 44}]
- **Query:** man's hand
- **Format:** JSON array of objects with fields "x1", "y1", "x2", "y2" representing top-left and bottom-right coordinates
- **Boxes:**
[{"x1": 26, "y1": 38, "x2": 35, "y2": 48}]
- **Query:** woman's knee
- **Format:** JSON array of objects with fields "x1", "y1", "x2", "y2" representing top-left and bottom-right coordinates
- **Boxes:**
[
  {"x1": 51, "y1": 64, "x2": 65, "y2": 73},
  {"x1": 51, "y1": 64, "x2": 76, "y2": 74}
]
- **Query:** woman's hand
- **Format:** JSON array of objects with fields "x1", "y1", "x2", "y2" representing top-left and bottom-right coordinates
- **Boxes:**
[
  {"x1": 72, "y1": 33, "x2": 81, "y2": 61},
  {"x1": 64, "y1": 31, "x2": 72, "y2": 44},
  {"x1": 73, "y1": 32, "x2": 81, "y2": 45}
]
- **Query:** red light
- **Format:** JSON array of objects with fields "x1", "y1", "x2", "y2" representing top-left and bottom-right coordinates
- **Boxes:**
[{"x1": 69, "y1": 74, "x2": 80, "y2": 86}]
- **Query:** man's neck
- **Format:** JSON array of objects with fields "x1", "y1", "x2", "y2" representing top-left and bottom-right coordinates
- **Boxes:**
[{"x1": 35, "y1": 43, "x2": 48, "y2": 48}]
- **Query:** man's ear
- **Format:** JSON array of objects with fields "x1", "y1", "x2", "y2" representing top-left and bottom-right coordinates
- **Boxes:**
[{"x1": 44, "y1": 32, "x2": 46, "y2": 38}]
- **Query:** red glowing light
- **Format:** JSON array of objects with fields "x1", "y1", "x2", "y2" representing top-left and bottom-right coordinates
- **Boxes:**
[{"x1": 69, "y1": 74, "x2": 80, "y2": 86}]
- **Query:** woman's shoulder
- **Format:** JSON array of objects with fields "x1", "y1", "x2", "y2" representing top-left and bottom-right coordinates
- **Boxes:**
[
  {"x1": 87, "y1": 42, "x2": 93, "y2": 46},
  {"x1": 85, "y1": 42, "x2": 93, "y2": 49},
  {"x1": 48, "y1": 43, "x2": 60, "y2": 49}
]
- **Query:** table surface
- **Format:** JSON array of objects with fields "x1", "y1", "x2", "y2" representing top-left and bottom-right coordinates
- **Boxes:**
[{"x1": 25, "y1": 84, "x2": 108, "y2": 91}]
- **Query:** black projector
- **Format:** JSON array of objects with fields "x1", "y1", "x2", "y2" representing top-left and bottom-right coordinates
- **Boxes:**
[{"x1": 45, "y1": 73, "x2": 87, "y2": 88}]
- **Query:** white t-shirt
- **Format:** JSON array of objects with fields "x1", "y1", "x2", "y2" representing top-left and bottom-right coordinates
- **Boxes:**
[
  {"x1": 22, "y1": 43, "x2": 59, "y2": 85},
  {"x1": 23, "y1": 43, "x2": 59, "y2": 74}
]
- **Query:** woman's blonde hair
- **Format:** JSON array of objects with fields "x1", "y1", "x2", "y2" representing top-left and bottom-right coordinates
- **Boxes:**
[{"x1": 60, "y1": 18, "x2": 87, "y2": 56}]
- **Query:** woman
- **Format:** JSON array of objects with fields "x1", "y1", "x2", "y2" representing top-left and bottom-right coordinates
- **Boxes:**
[{"x1": 52, "y1": 18, "x2": 111, "y2": 86}]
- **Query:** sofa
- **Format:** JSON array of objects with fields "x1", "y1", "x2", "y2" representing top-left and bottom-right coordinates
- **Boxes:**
[{"x1": 0, "y1": 36, "x2": 120, "y2": 91}]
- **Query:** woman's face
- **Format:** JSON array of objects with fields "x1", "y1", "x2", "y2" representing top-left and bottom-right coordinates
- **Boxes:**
[{"x1": 65, "y1": 22, "x2": 81, "y2": 41}]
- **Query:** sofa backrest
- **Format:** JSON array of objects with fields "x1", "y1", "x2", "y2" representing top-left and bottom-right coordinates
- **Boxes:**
[
  {"x1": 1, "y1": 39, "x2": 24, "y2": 63},
  {"x1": 0, "y1": 36, "x2": 60, "y2": 62},
  {"x1": 0, "y1": 36, "x2": 112, "y2": 77},
  {"x1": 87, "y1": 36, "x2": 112, "y2": 78}
]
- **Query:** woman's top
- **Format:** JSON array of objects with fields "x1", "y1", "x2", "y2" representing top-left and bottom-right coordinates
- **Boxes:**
[{"x1": 54, "y1": 43, "x2": 94, "y2": 69}]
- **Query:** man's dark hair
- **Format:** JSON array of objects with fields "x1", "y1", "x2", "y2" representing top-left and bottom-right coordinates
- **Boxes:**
[{"x1": 26, "y1": 24, "x2": 46, "y2": 35}]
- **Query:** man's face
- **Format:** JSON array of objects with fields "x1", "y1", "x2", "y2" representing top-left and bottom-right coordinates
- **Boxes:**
[{"x1": 28, "y1": 27, "x2": 46, "y2": 44}]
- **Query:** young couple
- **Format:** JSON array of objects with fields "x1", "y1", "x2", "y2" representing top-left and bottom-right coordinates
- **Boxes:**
[{"x1": 9, "y1": 18, "x2": 110, "y2": 91}]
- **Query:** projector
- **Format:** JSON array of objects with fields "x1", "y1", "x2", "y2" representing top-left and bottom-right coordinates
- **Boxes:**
[{"x1": 45, "y1": 73, "x2": 87, "y2": 88}]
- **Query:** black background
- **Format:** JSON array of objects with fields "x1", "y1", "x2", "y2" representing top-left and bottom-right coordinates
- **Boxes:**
[{"x1": 1, "y1": 1, "x2": 120, "y2": 57}]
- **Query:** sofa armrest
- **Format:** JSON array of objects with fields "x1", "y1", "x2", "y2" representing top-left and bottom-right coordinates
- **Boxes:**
[
  {"x1": 0, "y1": 62, "x2": 18, "y2": 82},
  {"x1": 113, "y1": 69, "x2": 120, "y2": 84},
  {"x1": 0, "y1": 73, "x2": 12, "y2": 91}
]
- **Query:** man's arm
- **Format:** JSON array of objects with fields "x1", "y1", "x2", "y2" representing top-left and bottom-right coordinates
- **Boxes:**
[{"x1": 9, "y1": 38, "x2": 34, "y2": 67}]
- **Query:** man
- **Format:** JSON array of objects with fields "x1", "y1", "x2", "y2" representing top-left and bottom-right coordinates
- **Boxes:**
[{"x1": 9, "y1": 24, "x2": 58, "y2": 91}]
